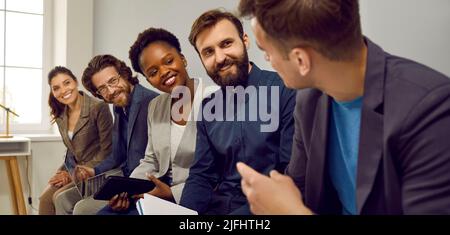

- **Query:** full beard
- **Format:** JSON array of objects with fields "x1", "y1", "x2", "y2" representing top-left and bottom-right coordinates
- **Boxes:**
[
  {"x1": 207, "y1": 50, "x2": 250, "y2": 88},
  {"x1": 109, "y1": 84, "x2": 131, "y2": 107}
]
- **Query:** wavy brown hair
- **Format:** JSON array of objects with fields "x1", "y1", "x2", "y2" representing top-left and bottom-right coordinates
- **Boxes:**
[
  {"x1": 82, "y1": 54, "x2": 139, "y2": 100},
  {"x1": 48, "y1": 66, "x2": 77, "y2": 123}
]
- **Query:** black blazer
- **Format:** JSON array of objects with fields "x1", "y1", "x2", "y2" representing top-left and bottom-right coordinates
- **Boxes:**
[{"x1": 287, "y1": 38, "x2": 450, "y2": 214}]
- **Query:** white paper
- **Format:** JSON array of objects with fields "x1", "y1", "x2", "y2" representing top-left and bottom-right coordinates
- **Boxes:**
[{"x1": 136, "y1": 194, "x2": 198, "y2": 215}]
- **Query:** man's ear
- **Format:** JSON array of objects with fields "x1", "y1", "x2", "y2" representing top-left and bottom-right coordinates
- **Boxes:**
[
  {"x1": 290, "y1": 48, "x2": 311, "y2": 77},
  {"x1": 242, "y1": 33, "x2": 250, "y2": 50}
]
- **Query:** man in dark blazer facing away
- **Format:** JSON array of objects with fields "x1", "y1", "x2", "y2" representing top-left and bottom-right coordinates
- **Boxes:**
[{"x1": 237, "y1": 0, "x2": 450, "y2": 215}]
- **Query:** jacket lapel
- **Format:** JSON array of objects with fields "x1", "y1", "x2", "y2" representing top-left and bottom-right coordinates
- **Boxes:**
[
  {"x1": 356, "y1": 39, "x2": 386, "y2": 213},
  {"x1": 306, "y1": 93, "x2": 330, "y2": 209},
  {"x1": 172, "y1": 78, "x2": 207, "y2": 165},
  {"x1": 72, "y1": 93, "x2": 90, "y2": 137},
  {"x1": 157, "y1": 94, "x2": 172, "y2": 176},
  {"x1": 127, "y1": 84, "x2": 143, "y2": 149},
  {"x1": 57, "y1": 107, "x2": 76, "y2": 157}
]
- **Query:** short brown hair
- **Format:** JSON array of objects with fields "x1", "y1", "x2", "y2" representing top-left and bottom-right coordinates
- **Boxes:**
[
  {"x1": 82, "y1": 54, "x2": 139, "y2": 99},
  {"x1": 239, "y1": 0, "x2": 363, "y2": 61},
  {"x1": 189, "y1": 9, "x2": 244, "y2": 52}
]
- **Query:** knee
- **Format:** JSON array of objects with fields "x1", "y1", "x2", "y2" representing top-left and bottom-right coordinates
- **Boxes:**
[
  {"x1": 73, "y1": 200, "x2": 94, "y2": 215},
  {"x1": 38, "y1": 186, "x2": 57, "y2": 215},
  {"x1": 52, "y1": 191, "x2": 61, "y2": 205},
  {"x1": 73, "y1": 198, "x2": 107, "y2": 215},
  {"x1": 39, "y1": 187, "x2": 55, "y2": 203},
  {"x1": 96, "y1": 205, "x2": 113, "y2": 215},
  {"x1": 73, "y1": 201, "x2": 85, "y2": 215},
  {"x1": 52, "y1": 191, "x2": 63, "y2": 208}
]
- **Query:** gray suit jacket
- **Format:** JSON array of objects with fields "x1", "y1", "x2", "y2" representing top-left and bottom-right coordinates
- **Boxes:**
[
  {"x1": 131, "y1": 79, "x2": 216, "y2": 203},
  {"x1": 56, "y1": 92, "x2": 113, "y2": 168},
  {"x1": 287, "y1": 38, "x2": 450, "y2": 214}
]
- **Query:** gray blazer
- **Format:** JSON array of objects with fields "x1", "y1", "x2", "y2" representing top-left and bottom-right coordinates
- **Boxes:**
[
  {"x1": 131, "y1": 79, "x2": 216, "y2": 203},
  {"x1": 56, "y1": 92, "x2": 113, "y2": 168}
]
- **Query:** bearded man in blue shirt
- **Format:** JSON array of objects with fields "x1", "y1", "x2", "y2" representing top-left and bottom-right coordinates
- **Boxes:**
[{"x1": 179, "y1": 9, "x2": 296, "y2": 215}]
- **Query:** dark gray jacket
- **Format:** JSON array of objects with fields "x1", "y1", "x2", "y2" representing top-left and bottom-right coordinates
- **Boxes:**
[{"x1": 288, "y1": 38, "x2": 450, "y2": 214}]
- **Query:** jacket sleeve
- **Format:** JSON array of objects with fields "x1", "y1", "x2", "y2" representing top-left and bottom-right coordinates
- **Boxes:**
[
  {"x1": 286, "y1": 93, "x2": 307, "y2": 195},
  {"x1": 398, "y1": 84, "x2": 450, "y2": 214},
  {"x1": 94, "y1": 111, "x2": 125, "y2": 175},
  {"x1": 179, "y1": 118, "x2": 219, "y2": 214},
  {"x1": 130, "y1": 101, "x2": 159, "y2": 180},
  {"x1": 171, "y1": 183, "x2": 185, "y2": 204},
  {"x1": 277, "y1": 86, "x2": 296, "y2": 173},
  {"x1": 87, "y1": 102, "x2": 113, "y2": 168}
]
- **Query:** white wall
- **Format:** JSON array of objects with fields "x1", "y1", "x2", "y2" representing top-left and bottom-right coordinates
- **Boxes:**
[
  {"x1": 360, "y1": 0, "x2": 450, "y2": 76},
  {"x1": 0, "y1": 0, "x2": 93, "y2": 215},
  {"x1": 2, "y1": 0, "x2": 448, "y2": 215},
  {"x1": 93, "y1": 0, "x2": 450, "y2": 84},
  {"x1": 54, "y1": 0, "x2": 94, "y2": 88},
  {"x1": 0, "y1": 138, "x2": 65, "y2": 215},
  {"x1": 93, "y1": 0, "x2": 272, "y2": 91}
]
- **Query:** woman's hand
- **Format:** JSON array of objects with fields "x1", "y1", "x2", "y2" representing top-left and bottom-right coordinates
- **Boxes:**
[
  {"x1": 109, "y1": 192, "x2": 131, "y2": 212},
  {"x1": 75, "y1": 165, "x2": 95, "y2": 181},
  {"x1": 49, "y1": 170, "x2": 72, "y2": 188},
  {"x1": 147, "y1": 174, "x2": 174, "y2": 202}
]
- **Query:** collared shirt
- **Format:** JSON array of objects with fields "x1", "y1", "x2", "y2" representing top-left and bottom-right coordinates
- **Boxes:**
[
  {"x1": 113, "y1": 86, "x2": 135, "y2": 177},
  {"x1": 180, "y1": 63, "x2": 296, "y2": 214}
]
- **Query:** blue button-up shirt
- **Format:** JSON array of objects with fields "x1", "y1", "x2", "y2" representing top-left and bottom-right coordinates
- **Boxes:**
[{"x1": 180, "y1": 63, "x2": 296, "y2": 214}]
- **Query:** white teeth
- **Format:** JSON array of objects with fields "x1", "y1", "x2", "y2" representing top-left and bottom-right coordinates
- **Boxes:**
[
  {"x1": 164, "y1": 76, "x2": 176, "y2": 86},
  {"x1": 63, "y1": 93, "x2": 72, "y2": 99},
  {"x1": 220, "y1": 64, "x2": 232, "y2": 71}
]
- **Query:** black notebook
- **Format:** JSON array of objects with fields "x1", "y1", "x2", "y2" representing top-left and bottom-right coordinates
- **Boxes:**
[{"x1": 93, "y1": 176, "x2": 156, "y2": 200}]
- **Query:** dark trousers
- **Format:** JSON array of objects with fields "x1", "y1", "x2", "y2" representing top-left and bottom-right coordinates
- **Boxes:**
[{"x1": 96, "y1": 204, "x2": 139, "y2": 215}]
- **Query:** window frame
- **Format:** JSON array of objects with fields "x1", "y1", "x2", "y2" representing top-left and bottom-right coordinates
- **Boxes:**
[{"x1": 0, "y1": 0, "x2": 52, "y2": 134}]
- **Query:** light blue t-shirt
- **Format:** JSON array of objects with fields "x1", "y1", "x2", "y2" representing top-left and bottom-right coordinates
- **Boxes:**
[{"x1": 327, "y1": 96, "x2": 362, "y2": 215}]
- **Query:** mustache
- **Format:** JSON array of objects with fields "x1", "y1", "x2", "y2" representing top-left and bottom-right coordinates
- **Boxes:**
[
  {"x1": 214, "y1": 58, "x2": 235, "y2": 74},
  {"x1": 108, "y1": 89, "x2": 122, "y2": 100}
]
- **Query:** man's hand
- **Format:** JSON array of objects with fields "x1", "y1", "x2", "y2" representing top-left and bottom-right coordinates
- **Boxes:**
[
  {"x1": 48, "y1": 170, "x2": 72, "y2": 188},
  {"x1": 147, "y1": 174, "x2": 174, "y2": 202},
  {"x1": 75, "y1": 165, "x2": 95, "y2": 181},
  {"x1": 236, "y1": 162, "x2": 313, "y2": 215},
  {"x1": 109, "y1": 192, "x2": 130, "y2": 212}
]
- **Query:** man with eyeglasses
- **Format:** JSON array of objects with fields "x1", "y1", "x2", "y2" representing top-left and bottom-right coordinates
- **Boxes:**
[{"x1": 66, "y1": 54, "x2": 158, "y2": 215}]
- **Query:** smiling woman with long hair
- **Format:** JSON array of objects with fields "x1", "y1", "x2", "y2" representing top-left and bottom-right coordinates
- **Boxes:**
[{"x1": 39, "y1": 66, "x2": 113, "y2": 215}]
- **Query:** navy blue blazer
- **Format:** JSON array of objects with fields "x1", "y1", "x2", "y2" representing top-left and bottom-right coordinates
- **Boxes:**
[
  {"x1": 94, "y1": 83, "x2": 158, "y2": 177},
  {"x1": 288, "y1": 38, "x2": 450, "y2": 214}
]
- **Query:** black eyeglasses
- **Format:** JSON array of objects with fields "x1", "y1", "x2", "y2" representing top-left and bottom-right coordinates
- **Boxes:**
[{"x1": 96, "y1": 75, "x2": 120, "y2": 96}]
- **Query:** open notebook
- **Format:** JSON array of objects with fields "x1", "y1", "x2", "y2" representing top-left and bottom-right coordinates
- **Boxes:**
[{"x1": 136, "y1": 194, "x2": 198, "y2": 215}]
